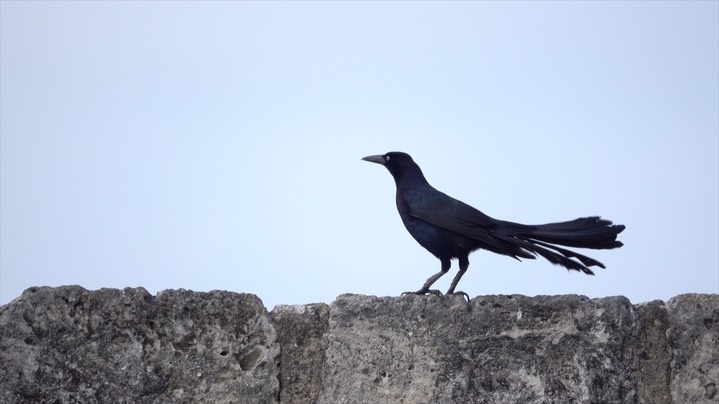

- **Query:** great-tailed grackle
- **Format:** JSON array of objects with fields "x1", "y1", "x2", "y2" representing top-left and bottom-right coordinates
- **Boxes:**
[{"x1": 362, "y1": 151, "x2": 625, "y2": 295}]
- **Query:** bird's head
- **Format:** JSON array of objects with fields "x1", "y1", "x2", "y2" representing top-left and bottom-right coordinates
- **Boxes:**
[{"x1": 362, "y1": 151, "x2": 426, "y2": 186}]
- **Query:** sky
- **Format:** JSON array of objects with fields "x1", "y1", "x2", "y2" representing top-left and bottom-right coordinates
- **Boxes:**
[{"x1": 1, "y1": 1, "x2": 717, "y2": 310}]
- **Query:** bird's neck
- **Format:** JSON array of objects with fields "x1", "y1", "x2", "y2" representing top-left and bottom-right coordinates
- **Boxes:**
[{"x1": 392, "y1": 163, "x2": 430, "y2": 189}]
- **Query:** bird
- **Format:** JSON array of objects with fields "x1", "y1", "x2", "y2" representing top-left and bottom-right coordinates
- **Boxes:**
[{"x1": 362, "y1": 151, "x2": 625, "y2": 296}]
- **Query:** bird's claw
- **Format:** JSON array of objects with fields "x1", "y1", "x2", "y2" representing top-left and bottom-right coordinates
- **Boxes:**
[
  {"x1": 401, "y1": 289, "x2": 442, "y2": 296},
  {"x1": 447, "y1": 291, "x2": 471, "y2": 303}
]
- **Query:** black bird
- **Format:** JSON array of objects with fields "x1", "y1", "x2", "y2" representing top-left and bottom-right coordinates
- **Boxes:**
[{"x1": 362, "y1": 151, "x2": 625, "y2": 296}]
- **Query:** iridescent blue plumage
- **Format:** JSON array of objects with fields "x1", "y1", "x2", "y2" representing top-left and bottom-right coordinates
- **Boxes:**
[{"x1": 363, "y1": 151, "x2": 625, "y2": 295}]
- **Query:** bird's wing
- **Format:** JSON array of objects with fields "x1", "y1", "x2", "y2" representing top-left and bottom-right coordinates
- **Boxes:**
[{"x1": 401, "y1": 188, "x2": 513, "y2": 252}]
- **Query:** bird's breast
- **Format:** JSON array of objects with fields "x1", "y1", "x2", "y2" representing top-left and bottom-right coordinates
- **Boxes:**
[{"x1": 396, "y1": 206, "x2": 474, "y2": 260}]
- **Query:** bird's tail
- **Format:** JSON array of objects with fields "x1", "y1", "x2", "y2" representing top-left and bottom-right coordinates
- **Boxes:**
[{"x1": 501, "y1": 216, "x2": 625, "y2": 274}]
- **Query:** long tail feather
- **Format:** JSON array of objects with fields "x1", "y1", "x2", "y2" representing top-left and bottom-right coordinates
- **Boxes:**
[
  {"x1": 524, "y1": 217, "x2": 625, "y2": 249},
  {"x1": 497, "y1": 216, "x2": 624, "y2": 273}
]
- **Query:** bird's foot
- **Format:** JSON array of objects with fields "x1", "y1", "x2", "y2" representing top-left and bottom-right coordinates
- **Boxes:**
[
  {"x1": 401, "y1": 289, "x2": 442, "y2": 296},
  {"x1": 446, "y1": 291, "x2": 471, "y2": 303}
]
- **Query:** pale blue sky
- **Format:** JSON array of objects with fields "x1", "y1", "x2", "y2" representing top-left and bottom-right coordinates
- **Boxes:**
[{"x1": 1, "y1": 1, "x2": 717, "y2": 309}]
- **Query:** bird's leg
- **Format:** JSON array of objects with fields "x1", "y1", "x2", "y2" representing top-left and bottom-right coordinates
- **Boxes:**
[
  {"x1": 446, "y1": 256, "x2": 469, "y2": 298},
  {"x1": 402, "y1": 259, "x2": 451, "y2": 296}
]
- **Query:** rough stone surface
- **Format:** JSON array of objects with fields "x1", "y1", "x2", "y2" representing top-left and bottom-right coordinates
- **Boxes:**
[
  {"x1": 667, "y1": 294, "x2": 719, "y2": 403},
  {"x1": 1, "y1": 287, "x2": 717, "y2": 404},
  {"x1": 0, "y1": 286, "x2": 279, "y2": 404},
  {"x1": 271, "y1": 303, "x2": 330, "y2": 404},
  {"x1": 318, "y1": 294, "x2": 641, "y2": 404},
  {"x1": 632, "y1": 300, "x2": 672, "y2": 403}
]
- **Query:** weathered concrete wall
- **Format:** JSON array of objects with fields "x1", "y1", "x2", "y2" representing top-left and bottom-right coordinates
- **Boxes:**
[
  {"x1": 1, "y1": 286, "x2": 717, "y2": 403},
  {"x1": 0, "y1": 287, "x2": 279, "y2": 404}
]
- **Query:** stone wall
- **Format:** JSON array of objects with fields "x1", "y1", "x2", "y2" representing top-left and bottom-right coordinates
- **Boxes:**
[{"x1": 1, "y1": 286, "x2": 716, "y2": 403}]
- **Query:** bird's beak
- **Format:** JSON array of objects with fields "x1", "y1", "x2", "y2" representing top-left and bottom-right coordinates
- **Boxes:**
[{"x1": 361, "y1": 155, "x2": 385, "y2": 165}]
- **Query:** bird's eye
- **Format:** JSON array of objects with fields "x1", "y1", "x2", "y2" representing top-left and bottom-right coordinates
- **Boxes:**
[{"x1": 385, "y1": 155, "x2": 391, "y2": 162}]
